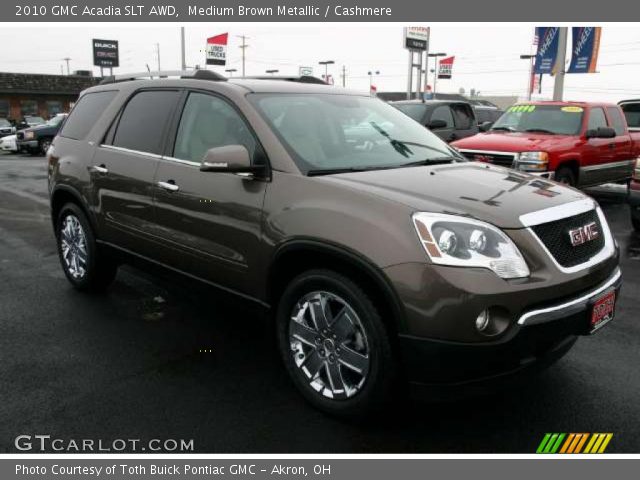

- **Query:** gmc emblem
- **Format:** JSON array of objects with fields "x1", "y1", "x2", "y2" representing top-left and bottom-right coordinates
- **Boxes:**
[{"x1": 569, "y1": 222, "x2": 599, "y2": 247}]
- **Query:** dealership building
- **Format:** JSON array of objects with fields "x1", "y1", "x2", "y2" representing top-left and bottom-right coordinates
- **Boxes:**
[{"x1": 0, "y1": 72, "x2": 100, "y2": 121}]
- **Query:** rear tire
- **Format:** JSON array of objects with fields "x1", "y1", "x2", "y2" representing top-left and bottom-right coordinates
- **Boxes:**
[
  {"x1": 56, "y1": 203, "x2": 117, "y2": 292},
  {"x1": 39, "y1": 138, "x2": 52, "y2": 156},
  {"x1": 555, "y1": 166, "x2": 577, "y2": 187},
  {"x1": 276, "y1": 269, "x2": 396, "y2": 417}
]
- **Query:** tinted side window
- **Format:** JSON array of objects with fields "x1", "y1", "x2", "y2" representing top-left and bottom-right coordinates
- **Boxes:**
[
  {"x1": 430, "y1": 106, "x2": 454, "y2": 128},
  {"x1": 621, "y1": 103, "x2": 640, "y2": 128},
  {"x1": 395, "y1": 104, "x2": 427, "y2": 123},
  {"x1": 61, "y1": 91, "x2": 117, "y2": 140},
  {"x1": 606, "y1": 107, "x2": 626, "y2": 136},
  {"x1": 451, "y1": 104, "x2": 474, "y2": 129},
  {"x1": 587, "y1": 107, "x2": 608, "y2": 130},
  {"x1": 173, "y1": 92, "x2": 257, "y2": 162},
  {"x1": 475, "y1": 110, "x2": 489, "y2": 123},
  {"x1": 112, "y1": 90, "x2": 180, "y2": 154}
]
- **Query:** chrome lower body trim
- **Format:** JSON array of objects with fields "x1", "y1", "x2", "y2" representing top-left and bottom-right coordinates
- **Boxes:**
[{"x1": 517, "y1": 267, "x2": 621, "y2": 326}]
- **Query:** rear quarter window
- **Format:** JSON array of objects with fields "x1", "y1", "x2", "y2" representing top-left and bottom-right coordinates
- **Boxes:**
[
  {"x1": 606, "y1": 107, "x2": 626, "y2": 135},
  {"x1": 60, "y1": 91, "x2": 117, "y2": 140}
]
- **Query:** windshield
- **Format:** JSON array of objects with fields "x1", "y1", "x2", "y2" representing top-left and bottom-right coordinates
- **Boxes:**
[
  {"x1": 46, "y1": 115, "x2": 65, "y2": 126},
  {"x1": 491, "y1": 104, "x2": 584, "y2": 135},
  {"x1": 393, "y1": 103, "x2": 427, "y2": 122},
  {"x1": 25, "y1": 116, "x2": 45, "y2": 125},
  {"x1": 250, "y1": 94, "x2": 460, "y2": 174},
  {"x1": 0, "y1": 119, "x2": 10, "y2": 127}
]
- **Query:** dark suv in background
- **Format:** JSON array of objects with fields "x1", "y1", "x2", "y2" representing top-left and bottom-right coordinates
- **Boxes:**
[
  {"x1": 17, "y1": 113, "x2": 67, "y2": 155},
  {"x1": 48, "y1": 70, "x2": 620, "y2": 416},
  {"x1": 392, "y1": 100, "x2": 478, "y2": 142}
]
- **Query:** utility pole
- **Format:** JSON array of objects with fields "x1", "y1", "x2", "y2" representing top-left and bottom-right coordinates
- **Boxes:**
[
  {"x1": 520, "y1": 54, "x2": 536, "y2": 101},
  {"x1": 237, "y1": 35, "x2": 249, "y2": 77},
  {"x1": 180, "y1": 27, "x2": 186, "y2": 70},
  {"x1": 553, "y1": 27, "x2": 568, "y2": 101},
  {"x1": 63, "y1": 57, "x2": 71, "y2": 75},
  {"x1": 155, "y1": 43, "x2": 161, "y2": 72},
  {"x1": 341, "y1": 65, "x2": 346, "y2": 87}
]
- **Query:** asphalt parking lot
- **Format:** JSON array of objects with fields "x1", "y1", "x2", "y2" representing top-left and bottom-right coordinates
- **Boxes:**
[{"x1": 1, "y1": 152, "x2": 639, "y2": 453}]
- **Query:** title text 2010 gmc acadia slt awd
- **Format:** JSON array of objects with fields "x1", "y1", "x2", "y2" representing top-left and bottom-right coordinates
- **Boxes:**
[{"x1": 47, "y1": 71, "x2": 621, "y2": 416}]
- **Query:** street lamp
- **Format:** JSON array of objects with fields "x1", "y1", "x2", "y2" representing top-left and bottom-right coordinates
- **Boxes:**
[
  {"x1": 266, "y1": 69, "x2": 279, "y2": 75},
  {"x1": 368, "y1": 70, "x2": 380, "y2": 94},
  {"x1": 319, "y1": 60, "x2": 335, "y2": 82},
  {"x1": 225, "y1": 68, "x2": 237, "y2": 77},
  {"x1": 520, "y1": 54, "x2": 536, "y2": 101},
  {"x1": 427, "y1": 53, "x2": 446, "y2": 95}
]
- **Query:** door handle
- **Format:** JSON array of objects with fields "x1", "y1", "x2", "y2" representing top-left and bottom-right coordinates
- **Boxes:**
[
  {"x1": 157, "y1": 180, "x2": 179, "y2": 192},
  {"x1": 608, "y1": 143, "x2": 616, "y2": 150},
  {"x1": 91, "y1": 164, "x2": 108, "y2": 174}
]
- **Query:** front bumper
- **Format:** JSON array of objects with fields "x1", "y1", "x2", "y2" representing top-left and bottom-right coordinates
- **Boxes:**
[
  {"x1": 384, "y1": 257, "x2": 622, "y2": 387},
  {"x1": 17, "y1": 139, "x2": 38, "y2": 151}
]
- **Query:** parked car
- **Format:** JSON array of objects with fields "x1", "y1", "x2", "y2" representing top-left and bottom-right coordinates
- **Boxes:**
[
  {"x1": 392, "y1": 100, "x2": 478, "y2": 143},
  {"x1": 621, "y1": 99, "x2": 640, "y2": 231},
  {"x1": 0, "y1": 134, "x2": 18, "y2": 153},
  {"x1": 16, "y1": 115, "x2": 45, "y2": 130},
  {"x1": 17, "y1": 113, "x2": 67, "y2": 155},
  {"x1": 473, "y1": 105, "x2": 504, "y2": 129},
  {"x1": 48, "y1": 71, "x2": 620, "y2": 416},
  {"x1": 0, "y1": 118, "x2": 16, "y2": 138},
  {"x1": 452, "y1": 101, "x2": 640, "y2": 188}
]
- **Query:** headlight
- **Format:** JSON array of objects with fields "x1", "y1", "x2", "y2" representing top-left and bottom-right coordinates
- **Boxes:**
[
  {"x1": 24, "y1": 131, "x2": 34, "y2": 140},
  {"x1": 514, "y1": 151, "x2": 549, "y2": 172},
  {"x1": 412, "y1": 213, "x2": 530, "y2": 279}
]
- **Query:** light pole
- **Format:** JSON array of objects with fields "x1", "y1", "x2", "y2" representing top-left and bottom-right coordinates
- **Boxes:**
[
  {"x1": 428, "y1": 53, "x2": 446, "y2": 95},
  {"x1": 225, "y1": 68, "x2": 237, "y2": 77},
  {"x1": 368, "y1": 70, "x2": 380, "y2": 94},
  {"x1": 520, "y1": 54, "x2": 536, "y2": 101},
  {"x1": 266, "y1": 69, "x2": 279, "y2": 75},
  {"x1": 319, "y1": 60, "x2": 335, "y2": 82}
]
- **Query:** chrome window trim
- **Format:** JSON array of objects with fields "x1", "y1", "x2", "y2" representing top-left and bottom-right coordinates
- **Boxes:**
[
  {"x1": 519, "y1": 198, "x2": 596, "y2": 227},
  {"x1": 98, "y1": 144, "x2": 162, "y2": 159},
  {"x1": 517, "y1": 267, "x2": 621, "y2": 326},
  {"x1": 526, "y1": 206, "x2": 615, "y2": 274},
  {"x1": 160, "y1": 156, "x2": 200, "y2": 167}
]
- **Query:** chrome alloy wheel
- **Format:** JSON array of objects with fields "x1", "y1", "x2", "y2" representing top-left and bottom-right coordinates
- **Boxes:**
[
  {"x1": 60, "y1": 214, "x2": 88, "y2": 279},
  {"x1": 289, "y1": 291, "x2": 370, "y2": 400}
]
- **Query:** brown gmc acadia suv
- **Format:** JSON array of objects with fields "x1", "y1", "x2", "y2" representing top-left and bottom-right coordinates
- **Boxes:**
[{"x1": 47, "y1": 70, "x2": 621, "y2": 416}]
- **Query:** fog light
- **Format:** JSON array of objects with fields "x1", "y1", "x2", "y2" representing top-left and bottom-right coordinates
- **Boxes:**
[{"x1": 475, "y1": 309, "x2": 490, "y2": 332}]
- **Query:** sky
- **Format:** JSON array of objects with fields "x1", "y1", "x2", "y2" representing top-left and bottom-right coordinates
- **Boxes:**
[{"x1": 2, "y1": 24, "x2": 640, "y2": 102}]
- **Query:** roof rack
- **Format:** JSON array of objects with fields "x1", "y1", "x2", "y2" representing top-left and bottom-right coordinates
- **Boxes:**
[
  {"x1": 99, "y1": 69, "x2": 227, "y2": 85},
  {"x1": 239, "y1": 75, "x2": 328, "y2": 85}
]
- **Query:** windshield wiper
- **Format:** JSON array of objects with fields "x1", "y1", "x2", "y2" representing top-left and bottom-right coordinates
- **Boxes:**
[
  {"x1": 523, "y1": 128, "x2": 556, "y2": 134},
  {"x1": 399, "y1": 157, "x2": 457, "y2": 168},
  {"x1": 490, "y1": 126, "x2": 516, "y2": 132}
]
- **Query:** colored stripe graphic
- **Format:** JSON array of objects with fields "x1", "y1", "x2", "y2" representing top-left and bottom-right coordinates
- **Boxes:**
[{"x1": 537, "y1": 433, "x2": 613, "y2": 454}]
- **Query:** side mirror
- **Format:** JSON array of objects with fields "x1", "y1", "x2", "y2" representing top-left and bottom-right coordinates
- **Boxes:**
[
  {"x1": 200, "y1": 145, "x2": 264, "y2": 177},
  {"x1": 585, "y1": 126, "x2": 616, "y2": 139},
  {"x1": 479, "y1": 121, "x2": 493, "y2": 132},
  {"x1": 428, "y1": 119, "x2": 448, "y2": 130}
]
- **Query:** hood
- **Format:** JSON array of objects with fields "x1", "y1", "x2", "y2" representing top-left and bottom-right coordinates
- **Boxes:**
[
  {"x1": 452, "y1": 131, "x2": 577, "y2": 153},
  {"x1": 321, "y1": 162, "x2": 588, "y2": 229}
]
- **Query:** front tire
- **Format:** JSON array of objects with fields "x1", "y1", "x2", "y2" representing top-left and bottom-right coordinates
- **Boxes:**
[
  {"x1": 56, "y1": 203, "x2": 117, "y2": 292},
  {"x1": 276, "y1": 269, "x2": 396, "y2": 417},
  {"x1": 555, "y1": 166, "x2": 577, "y2": 187},
  {"x1": 39, "y1": 138, "x2": 52, "y2": 156}
]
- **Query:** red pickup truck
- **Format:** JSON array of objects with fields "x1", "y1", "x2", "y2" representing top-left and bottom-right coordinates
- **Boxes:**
[{"x1": 452, "y1": 101, "x2": 640, "y2": 188}]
